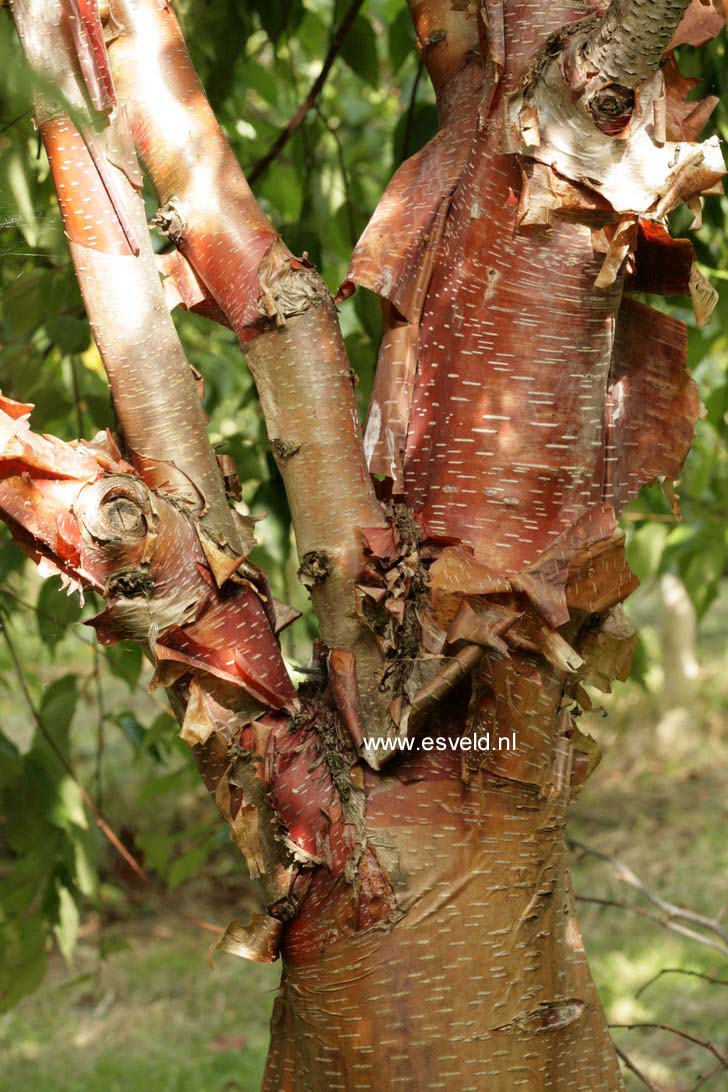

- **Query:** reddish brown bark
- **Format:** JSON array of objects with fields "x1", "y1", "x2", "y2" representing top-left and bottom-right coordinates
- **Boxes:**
[{"x1": 3, "y1": 0, "x2": 726, "y2": 1088}]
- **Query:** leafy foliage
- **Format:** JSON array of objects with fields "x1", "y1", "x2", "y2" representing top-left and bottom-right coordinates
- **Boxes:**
[{"x1": 0, "y1": 1, "x2": 726, "y2": 1011}]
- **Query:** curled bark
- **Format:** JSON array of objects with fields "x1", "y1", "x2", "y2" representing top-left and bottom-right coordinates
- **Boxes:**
[
  {"x1": 7, "y1": 0, "x2": 318, "y2": 954},
  {"x1": 10, "y1": 0, "x2": 243, "y2": 544},
  {"x1": 4, "y1": 0, "x2": 726, "y2": 1086}
]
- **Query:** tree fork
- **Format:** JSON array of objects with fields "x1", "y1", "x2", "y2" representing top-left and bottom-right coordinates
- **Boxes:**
[
  {"x1": 103, "y1": 0, "x2": 391, "y2": 733},
  {"x1": 2, "y1": 0, "x2": 726, "y2": 1088},
  {"x1": 584, "y1": 0, "x2": 692, "y2": 87},
  {"x1": 8, "y1": 0, "x2": 314, "y2": 949}
]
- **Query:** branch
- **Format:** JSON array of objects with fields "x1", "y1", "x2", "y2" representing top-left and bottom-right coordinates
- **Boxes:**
[
  {"x1": 583, "y1": 0, "x2": 692, "y2": 87},
  {"x1": 570, "y1": 840, "x2": 728, "y2": 946},
  {"x1": 248, "y1": 0, "x2": 365, "y2": 185},
  {"x1": 11, "y1": 0, "x2": 241, "y2": 545},
  {"x1": 105, "y1": 0, "x2": 390, "y2": 728},
  {"x1": 636, "y1": 967, "x2": 728, "y2": 1000},
  {"x1": 690, "y1": 1062, "x2": 728, "y2": 1091},
  {"x1": 8, "y1": 1, "x2": 307, "y2": 955},
  {"x1": 610, "y1": 1023, "x2": 728, "y2": 1071},
  {"x1": 614, "y1": 1046, "x2": 666, "y2": 1092},
  {"x1": 575, "y1": 896, "x2": 728, "y2": 958}
]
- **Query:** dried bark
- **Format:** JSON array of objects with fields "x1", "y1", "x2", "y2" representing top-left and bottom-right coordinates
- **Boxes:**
[{"x1": 2, "y1": 0, "x2": 726, "y2": 1088}]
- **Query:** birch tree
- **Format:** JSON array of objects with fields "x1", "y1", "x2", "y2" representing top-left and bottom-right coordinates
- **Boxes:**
[{"x1": 1, "y1": 0, "x2": 726, "y2": 1087}]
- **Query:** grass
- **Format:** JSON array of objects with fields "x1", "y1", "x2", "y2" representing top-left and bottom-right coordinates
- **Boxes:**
[
  {"x1": 0, "y1": 582, "x2": 726, "y2": 1091},
  {"x1": 0, "y1": 906, "x2": 279, "y2": 1091}
]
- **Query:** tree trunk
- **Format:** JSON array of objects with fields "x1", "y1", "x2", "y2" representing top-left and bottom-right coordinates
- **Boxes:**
[{"x1": 2, "y1": 0, "x2": 724, "y2": 1088}]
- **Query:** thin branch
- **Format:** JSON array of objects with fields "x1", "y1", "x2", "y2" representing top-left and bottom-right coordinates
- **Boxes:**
[
  {"x1": 570, "y1": 840, "x2": 728, "y2": 946},
  {"x1": 92, "y1": 645, "x2": 106, "y2": 810},
  {"x1": 636, "y1": 968, "x2": 728, "y2": 1000},
  {"x1": 690, "y1": 1061, "x2": 727, "y2": 1091},
  {"x1": 0, "y1": 615, "x2": 223, "y2": 937},
  {"x1": 614, "y1": 1045, "x2": 666, "y2": 1092},
  {"x1": 575, "y1": 896, "x2": 728, "y2": 958},
  {"x1": 317, "y1": 106, "x2": 357, "y2": 245},
  {"x1": 248, "y1": 0, "x2": 365, "y2": 184},
  {"x1": 400, "y1": 55, "x2": 424, "y2": 163},
  {"x1": 609, "y1": 1023, "x2": 728, "y2": 1071},
  {"x1": 0, "y1": 109, "x2": 30, "y2": 134}
]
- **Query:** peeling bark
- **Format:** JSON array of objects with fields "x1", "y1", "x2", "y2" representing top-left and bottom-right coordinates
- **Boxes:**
[
  {"x1": 4, "y1": 0, "x2": 726, "y2": 1087},
  {"x1": 102, "y1": 0, "x2": 390, "y2": 715}
]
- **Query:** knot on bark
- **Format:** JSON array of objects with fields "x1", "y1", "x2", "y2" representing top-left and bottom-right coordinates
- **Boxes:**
[
  {"x1": 588, "y1": 83, "x2": 635, "y2": 135},
  {"x1": 271, "y1": 438, "x2": 301, "y2": 460},
  {"x1": 299, "y1": 550, "x2": 331, "y2": 586},
  {"x1": 258, "y1": 243, "x2": 327, "y2": 328},
  {"x1": 152, "y1": 198, "x2": 186, "y2": 244}
]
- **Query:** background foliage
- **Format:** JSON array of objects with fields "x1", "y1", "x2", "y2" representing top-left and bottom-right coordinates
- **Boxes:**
[{"x1": 0, "y1": 3, "x2": 726, "y2": 1087}]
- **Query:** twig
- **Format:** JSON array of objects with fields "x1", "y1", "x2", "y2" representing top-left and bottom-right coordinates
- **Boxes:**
[
  {"x1": 614, "y1": 1045, "x2": 665, "y2": 1092},
  {"x1": 0, "y1": 110, "x2": 30, "y2": 134},
  {"x1": 609, "y1": 1024, "x2": 728, "y2": 1071},
  {"x1": 0, "y1": 615, "x2": 222, "y2": 936},
  {"x1": 636, "y1": 967, "x2": 728, "y2": 1000},
  {"x1": 92, "y1": 644, "x2": 106, "y2": 810},
  {"x1": 400, "y1": 55, "x2": 424, "y2": 162},
  {"x1": 0, "y1": 585, "x2": 174, "y2": 720},
  {"x1": 317, "y1": 107, "x2": 357, "y2": 244},
  {"x1": 575, "y1": 895, "x2": 728, "y2": 958},
  {"x1": 570, "y1": 840, "x2": 728, "y2": 946},
  {"x1": 248, "y1": 0, "x2": 366, "y2": 185},
  {"x1": 689, "y1": 1061, "x2": 727, "y2": 1090}
]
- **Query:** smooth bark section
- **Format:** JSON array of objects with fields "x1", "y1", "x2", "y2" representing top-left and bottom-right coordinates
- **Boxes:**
[
  {"x1": 265, "y1": 659, "x2": 625, "y2": 1091},
  {"x1": 584, "y1": 0, "x2": 692, "y2": 87},
  {"x1": 105, "y1": 0, "x2": 388, "y2": 658},
  {"x1": 11, "y1": 0, "x2": 239, "y2": 544}
]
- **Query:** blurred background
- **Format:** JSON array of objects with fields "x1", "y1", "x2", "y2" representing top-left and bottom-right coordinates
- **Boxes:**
[{"x1": 0, "y1": 2, "x2": 727, "y2": 1089}]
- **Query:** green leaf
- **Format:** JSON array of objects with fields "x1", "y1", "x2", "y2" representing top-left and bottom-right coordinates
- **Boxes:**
[
  {"x1": 392, "y1": 101, "x2": 438, "y2": 162},
  {"x1": 105, "y1": 641, "x2": 143, "y2": 690},
  {"x1": 628, "y1": 633, "x2": 650, "y2": 691},
  {"x1": 37, "y1": 578, "x2": 84, "y2": 651},
  {"x1": 3, "y1": 760, "x2": 57, "y2": 854},
  {"x1": 705, "y1": 383, "x2": 728, "y2": 436},
  {"x1": 116, "y1": 711, "x2": 166, "y2": 762},
  {"x1": 626, "y1": 522, "x2": 669, "y2": 582},
  {"x1": 167, "y1": 846, "x2": 208, "y2": 890},
  {"x1": 253, "y1": 0, "x2": 303, "y2": 45},
  {"x1": 136, "y1": 830, "x2": 173, "y2": 875},
  {"x1": 37, "y1": 674, "x2": 78, "y2": 754},
  {"x1": 0, "y1": 917, "x2": 47, "y2": 1012},
  {"x1": 53, "y1": 884, "x2": 80, "y2": 967},
  {"x1": 141, "y1": 764, "x2": 197, "y2": 801},
  {"x1": 0, "y1": 532, "x2": 25, "y2": 582},
  {"x1": 143, "y1": 711, "x2": 180, "y2": 756},
  {"x1": 0, "y1": 729, "x2": 22, "y2": 791},
  {"x1": 48, "y1": 776, "x2": 88, "y2": 832},
  {"x1": 680, "y1": 530, "x2": 727, "y2": 619},
  {"x1": 388, "y1": 6, "x2": 415, "y2": 72},
  {"x1": 72, "y1": 830, "x2": 98, "y2": 898},
  {"x1": 45, "y1": 315, "x2": 90, "y2": 355},
  {"x1": 341, "y1": 15, "x2": 379, "y2": 87}
]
